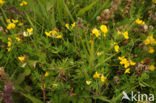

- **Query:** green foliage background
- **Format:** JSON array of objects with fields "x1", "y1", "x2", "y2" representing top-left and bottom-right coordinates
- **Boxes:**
[{"x1": 0, "y1": 0, "x2": 156, "y2": 103}]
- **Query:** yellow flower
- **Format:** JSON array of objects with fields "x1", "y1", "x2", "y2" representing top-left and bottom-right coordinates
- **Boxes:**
[
  {"x1": 118, "y1": 56, "x2": 124, "y2": 60},
  {"x1": 45, "y1": 32, "x2": 51, "y2": 37},
  {"x1": 65, "y1": 24, "x2": 69, "y2": 29},
  {"x1": 144, "y1": 38, "x2": 150, "y2": 45},
  {"x1": 6, "y1": 19, "x2": 11, "y2": 23},
  {"x1": 125, "y1": 68, "x2": 130, "y2": 74},
  {"x1": 45, "y1": 72, "x2": 49, "y2": 77},
  {"x1": 148, "y1": 47, "x2": 154, "y2": 54},
  {"x1": 71, "y1": 22, "x2": 76, "y2": 28},
  {"x1": 93, "y1": 72, "x2": 100, "y2": 78},
  {"x1": 123, "y1": 31, "x2": 129, "y2": 39},
  {"x1": 7, "y1": 23, "x2": 16, "y2": 30},
  {"x1": 52, "y1": 83, "x2": 58, "y2": 88},
  {"x1": 12, "y1": 19, "x2": 18, "y2": 23},
  {"x1": 7, "y1": 48, "x2": 11, "y2": 52},
  {"x1": 149, "y1": 65, "x2": 155, "y2": 71},
  {"x1": 50, "y1": 30, "x2": 57, "y2": 36},
  {"x1": 142, "y1": 21, "x2": 145, "y2": 24},
  {"x1": 56, "y1": 35, "x2": 62, "y2": 39},
  {"x1": 20, "y1": 2, "x2": 24, "y2": 6},
  {"x1": 16, "y1": 37, "x2": 21, "y2": 42},
  {"x1": 23, "y1": 1, "x2": 27, "y2": 5},
  {"x1": 8, "y1": 38, "x2": 12, "y2": 41},
  {"x1": 92, "y1": 28, "x2": 100, "y2": 37},
  {"x1": 20, "y1": 0, "x2": 28, "y2": 6},
  {"x1": 136, "y1": 18, "x2": 145, "y2": 25},
  {"x1": 130, "y1": 60, "x2": 136, "y2": 66},
  {"x1": 27, "y1": 28, "x2": 33, "y2": 33},
  {"x1": 0, "y1": 0, "x2": 4, "y2": 5},
  {"x1": 136, "y1": 18, "x2": 143, "y2": 24},
  {"x1": 7, "y1": 41, "x2": 11, "y2": 47},
  {"x1": 124, "y1": 62, "x2": 130, "y2": 68},
  {"x1": 101, "y1": 75, "x2": 106, "y2": 82},
  {"x1": 118, "y1": 56, "x2": 130, "y2": 68},
  {"x1": 18, "y1": 22, "x2": 23, "y2": 26},
  {"x1": 114, "y1": 44, "x2": 119, "y2": 52},
  {"x1": 145, "y1": 35, "x2": 156, "y2": 45},
  {"x1": 97, "y1": 52, "x2": 102, "y2": 56},
  {"x1": 86, "y1": 80, "x2": 91, "y2": 85},
  {"x1": 23, "y1": 31, "x2": 32, "y2": 37},
  {"x1": 100, "y1": 25, "x2": 108, "y2": 34},
  {"x1": 18, "y1": 56, "x2": 25, "y2": 62},
  {"x1": 117, "y1": 31, "x2": 122, "y2": 35}
]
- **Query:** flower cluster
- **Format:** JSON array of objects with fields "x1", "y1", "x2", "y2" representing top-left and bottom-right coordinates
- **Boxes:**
[
  {"x1": 118, "y1": 56, "x2": 136, "y2": 73},
  {"x1": 7, "y1": 38, "x2": 12, "y2": 52},
  {"x1": 122, "y1": 31, "x2": 129, "y2": 39},
  {"x1": 93, "y1": 72, "x2": 107, "y2": 83},
  {"x1": 114, "y1": 42, "x2": 119, "y2": 53},
  {"x1": 92, "y1": 28, "x2": 100, "y2": 37},
  {"x1": 16, "y1": 37, "x2": 21, "y2": 42},
  {"x1": 20, "y1": 0, "x2": 28, "y2": 6},
  {"x1": 117, "y1": 31, "x2": 129, "y2": 39},
  {"x1": 144, "y1": 35, "x2": 156, "y2": 45},
  {"x1": 23, "y1": 28, "x2": 33, "y2": 37},
  {"x1": 136, "y1": 18, "x2": 145, "y2": 25},
  {"x1": 92, "y1": 25, "x2": 108, "y2": 38},
  {"x1": 100, "y1": 25, "x2": 108, "y2": 37},
  {"x1": 148, "y1": 47, "x2": 155, "y2": 54},
  {"x1": 45, "y1": 30, "x2": 62, "y2": 39},
  {"x1": 144, "y1": 35, "x2": 156, "y2": 54},
  {"x1": 6, "y1": 19, "x2": 19, "y2": 30},
  {"x1": 65, "y1": 22, "x2": 76, "y2": 30}
]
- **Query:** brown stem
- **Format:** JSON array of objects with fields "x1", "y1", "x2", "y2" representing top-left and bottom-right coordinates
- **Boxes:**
[{"x1": 41, "y1": 74, "x2": 46, "y2": 102}]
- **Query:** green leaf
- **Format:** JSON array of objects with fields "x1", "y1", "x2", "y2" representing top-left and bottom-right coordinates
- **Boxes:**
[
  {"x1": 22, "y1": 93, "x2": 43, "y2": 103},
  {"x1": 77, "y1": 0, "x2": 98, "y2": 16},
  {"x1": 15, "y1": 72, "x2": 26, "y2": 85},
  {"x1": 141, "y1": 73, "x2": 149, "y2": 80},
  {"x1": 24, "y1": 68, "x2": 31, "y2": 76},
  {"x1": 93, "y1": 96, "x2": 111, "y2": 103}
]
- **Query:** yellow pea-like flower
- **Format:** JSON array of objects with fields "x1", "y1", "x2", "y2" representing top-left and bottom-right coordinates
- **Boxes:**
[
  {"x1": 45, "y1": 72, "x2": 49, "y2": 77},
  {"x1": 18, "y1": 56, "x2": 25, "y2": 62},
  {"x1": 0, "y1": 0, "x2": 5, "y2": 5},
  {"x1": 125, "y1": 68, "x2": 130, "y2": 74},
  {"x1": 114, "y1": 44, "x2": 119, "y2": 52},
  {"x1": 56, "y1": 35, "x2": 62, "y2": 39},
  {"x1": 100, "y1": 25, "x2": 108, "y2": 34},
  {"x1": 7, "y1": 23, "x2": 16, "y2": 30},
  {"x1": 148, "y1": 47, "x2": 155, "y2": 54},
  {"x1": 149, "y1": 65, "x2": 155, "y2": 71},
  {"x1": 7, "y1": 41, "x2": 11, "y2": 47},
  {"x1": 92, "y1": 28, "x2": 100, "y2": 38},
  {"x1": 93, "y1": 72, "x2": 100, "y2": 78},
  {"x1": 86, "y1": 80, "x2": 91, "y2": 85},
  {"x1": 101, "y1": 75, "x2": 106, "y2": 82},
  {"x1": 123, "y1": 31, "x2": 129, "y2": 39}
]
